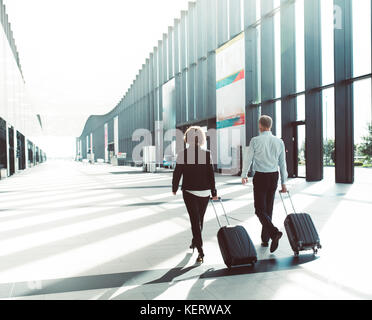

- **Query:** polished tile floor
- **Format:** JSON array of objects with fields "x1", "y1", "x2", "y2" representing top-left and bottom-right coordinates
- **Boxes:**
[{"x1": 0, "y1": 160, "x2": 371, "y2": 300}]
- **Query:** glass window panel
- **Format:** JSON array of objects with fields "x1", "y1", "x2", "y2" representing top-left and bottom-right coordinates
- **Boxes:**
[
  {"x1": 164, "y1": 36, "x2": 168, "y2": 80},
  {"x1": 297, "y1": 94, "x2": 305, "y2": 121},
  {"x1": 257, "y1": 25, "x2": 262, "y2": 103},
  {"x1": 322, "y1": 87, "x2": 335, "y2": 168},
  {"x1": 297, "y1": 123, "x2": 306, "y2": 177},
  {"x1": 256, "y1": 0, "x2": 261, "y2": 21},
  {"x1": 353, "y1": 0, "x2": 372, "y2": 77},
  {"x1": 276, "y1": 101, "x2": 282, "y2": 138},
  {"x1": 354, "y1": 79, "x2": 372, "y2": 157},
  {"x1": 321, "y1": 0, "x2": 335, "y2": 85},
  {"x1": 185, "y1": 70, "x2": 189, "y2": 121},
  {"x1": 295, "y1": 0, "x2": 305, "y2": 93},
  {"x1": 240, "y1": 0, "x2": 245, "y2": 31},
  {"x1": 274, "y1": 11, "x2": 281, "y2": 98},
  {"x1": 185, "y1": 15, "x2": 189, "y2": 67}
]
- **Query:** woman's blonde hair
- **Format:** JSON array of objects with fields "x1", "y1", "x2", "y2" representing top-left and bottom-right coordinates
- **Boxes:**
[{"x1": 184, "y1": 126, "x2": 206, "y2": 147}]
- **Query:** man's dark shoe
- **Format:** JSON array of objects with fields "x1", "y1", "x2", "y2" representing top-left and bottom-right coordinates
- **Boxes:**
[
  {"x1": 270, "y1": 232, "x2": 283, "y2": 253},
  {"x1": 261, "y1": 242, "x2": 269, "y2": 247}
]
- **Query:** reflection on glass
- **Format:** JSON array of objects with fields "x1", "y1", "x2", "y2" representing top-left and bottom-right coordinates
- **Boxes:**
[
  {"x1": 353, "y1": 0, "x2": 372, "y2": 78},
  {"x1": 257, "y1": 24, "x2": 261, "y2": 103},
  {"x1": 297, "y1": 124, "x2": 306, "y2": 178},
  {"x1": 276, "y1": 101, "x2": 282, "y2": 138},
  {"x1": 297, "y1": 94, "x2": 305, "y2": 121},
  {"x1": 322, "y1": 88, "x2": 335, "y2": 168},
  {"x1": 256, "y1": 0, "x2": 261, "y2": 21},
  {"x1": 295, "y1": 0, "x2": 305, "y2": 93},
  {"x1": 0, "y1": 18, "x2": 43, "y2": 147},
  {"x1": 274, "y1": 11, "x2": 281, "y2": 98},
  {"x1": 354, "y1": 79, "x2": 372, "y2": 169},
  {"x1": 321, "y1": 0, "x2": 334, "y2": 85}
]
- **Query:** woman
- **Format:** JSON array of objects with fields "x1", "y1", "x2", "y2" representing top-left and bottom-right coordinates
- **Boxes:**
[{"x1": 172, "y1": 126, "x2": 218, "y2": 264}]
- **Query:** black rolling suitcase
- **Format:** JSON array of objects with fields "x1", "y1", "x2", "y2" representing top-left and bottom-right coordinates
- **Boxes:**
[
  {"x1": 279, "y1": 191, "x2": 322, "y2": 257},
  {"x1": 210, "y1": 197, "x2": 257, "y2": 269}
]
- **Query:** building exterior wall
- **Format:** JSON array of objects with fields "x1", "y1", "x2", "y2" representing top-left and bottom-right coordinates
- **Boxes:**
[
  {"x1": 77, "y1": 0, "x2": 372, "y2": 183},
  {"x1": 0, "y1": 0, "x2": 45, "y2": 177}
]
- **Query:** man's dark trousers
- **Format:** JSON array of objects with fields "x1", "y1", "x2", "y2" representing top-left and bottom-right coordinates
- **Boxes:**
[{"x1": 253, "y1": 172, "x2": 280, "y2": 243}]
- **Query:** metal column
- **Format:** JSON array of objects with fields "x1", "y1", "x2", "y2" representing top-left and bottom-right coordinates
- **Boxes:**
[
  {"x1": 217, "y1": 0, "x2": 229, "y2": 47},
  {"x1": 260, "y1": 0, "x2": 276, "y2": 134},
  {"x1": 229, "y1": 0, "x2": 242, "y2": 39},
  {"x1": 207, "y1": 0, "x2": 217, "y2": 119},
  {"x1": 281, "y1": 0, "x2": 297, "y2": 178},
  {"x1": 334, "y1": 0, "x2": 354, "y2": 183},
  {"x1": 244, "y1": 0, "x2": 260, "y2": 146},
  {"x1": 304, "y1": 0, "x2": 323, "y2": 181},
  {"x1": 188, "y1": 2, "x2": 196, "y2": 122},
  {"x1": 168, "y1": 26, "x2": 174, "y2": 80},
  {"x1": 196, "y1": 0, "x2": 207, "y2": 120},
  {"x1": 174, "y1": 18, "x2": 182, "y2": 126}
]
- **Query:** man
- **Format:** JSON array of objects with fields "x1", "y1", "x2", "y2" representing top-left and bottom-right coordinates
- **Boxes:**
[{"x1": 241, "y1": 115, "x2": 288, "y2": 253}]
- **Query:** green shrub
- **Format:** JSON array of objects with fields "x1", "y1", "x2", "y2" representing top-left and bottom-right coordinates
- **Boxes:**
[{"x1": 359, "y1": 124, "x2": 372, "y2": 158}]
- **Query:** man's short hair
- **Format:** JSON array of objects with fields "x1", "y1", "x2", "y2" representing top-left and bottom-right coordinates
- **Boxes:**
[{"x1": 259, "y1": 115, "x2": 273, "y2": 129}]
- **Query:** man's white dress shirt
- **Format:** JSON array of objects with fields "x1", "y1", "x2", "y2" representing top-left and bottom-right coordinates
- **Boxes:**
[{"x1": 241, "y1": 131, "x2": 288, "y2": 185}]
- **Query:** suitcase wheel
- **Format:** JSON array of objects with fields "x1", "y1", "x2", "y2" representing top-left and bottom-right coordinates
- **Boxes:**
[
  {"x1": 313, "y1": 248, "x2": 318, "y2": 255},
  {"x1": 294, "y1": 251, "x2": 299, "y2": 258}
]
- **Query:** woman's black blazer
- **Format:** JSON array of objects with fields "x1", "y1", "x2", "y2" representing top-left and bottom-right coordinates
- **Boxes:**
[{"x1": 172, "y1": 147, "x2": 217, "y2": 197}]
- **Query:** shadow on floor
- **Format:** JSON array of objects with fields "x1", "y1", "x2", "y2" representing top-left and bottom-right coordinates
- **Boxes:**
[
  {"x1": 89, "y1": 185, "x2": 171, "y2": 190},
  {"x1": 103, "y1": 253, "x2": 199, "y2": 300},
  {"x1": 3, "y1": 254, "x2": 318, "y2": 299},
  {"x1": 198, "y1": 254, "x2": 318, "y2": 279},
  {"x1": 109, "y1": 171, "x2": 148, "y2": 175},
  {"x1": 125, "y1": 202, "x2": 168, "y2": 207}
]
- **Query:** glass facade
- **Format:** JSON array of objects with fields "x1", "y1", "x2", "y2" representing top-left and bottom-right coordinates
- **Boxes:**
[
  {"x1": 0, "y1": 0, "x2": 45, "y2": 174},
  {"x1": 354, "y1": 79, "x2": 372, "y2": 168},
  {"x1": 321, "y1": 0, "x2": 335, "y2": 86},
  {"x1": 322, "y1": 87, "x2": 335, "y2": 173},
  {"x1": 352, "y1": 0, "x2": 371, "y2": 78},
  {"x1": 78, "y1": 0, "x2": 372, "y2": 184}
]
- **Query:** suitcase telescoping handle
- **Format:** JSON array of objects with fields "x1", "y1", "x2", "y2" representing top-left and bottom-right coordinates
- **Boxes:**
[
  {"x1": 209, "y1": 197, "x2": 230, "y2": 228},
  {"x1": 279, "y1": 191, "x2": 297, "y2": 216}
]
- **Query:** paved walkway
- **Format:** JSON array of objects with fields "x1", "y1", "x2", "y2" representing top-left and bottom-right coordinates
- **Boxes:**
[{"x1": 0, "y1": 160, "x2": 371, "y2": 300}]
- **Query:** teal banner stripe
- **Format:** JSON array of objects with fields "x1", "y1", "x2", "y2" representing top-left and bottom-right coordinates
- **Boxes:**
[
  {"x1": 217, "y1": 117, "x2": 241, "y2": 129},
  {"x1": 216, "y1": 71, "x2": 240, "y2": 90}
]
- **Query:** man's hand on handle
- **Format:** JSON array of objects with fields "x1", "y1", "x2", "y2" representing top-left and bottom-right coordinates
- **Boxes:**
[
  {"x1": 279, "y1": 184, "x2": 288, "y2": 193},
  {"x1": 242, "y1": 177, "x2": 248, "y2": 185}
]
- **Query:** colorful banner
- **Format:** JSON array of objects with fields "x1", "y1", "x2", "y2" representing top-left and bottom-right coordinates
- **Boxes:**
[
  {"x1": 216, "y1": 32, "x2": 246, "y2": 130},
  {"x1": 216, "y1": 33, "x2": 246, "y2": 170}
]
